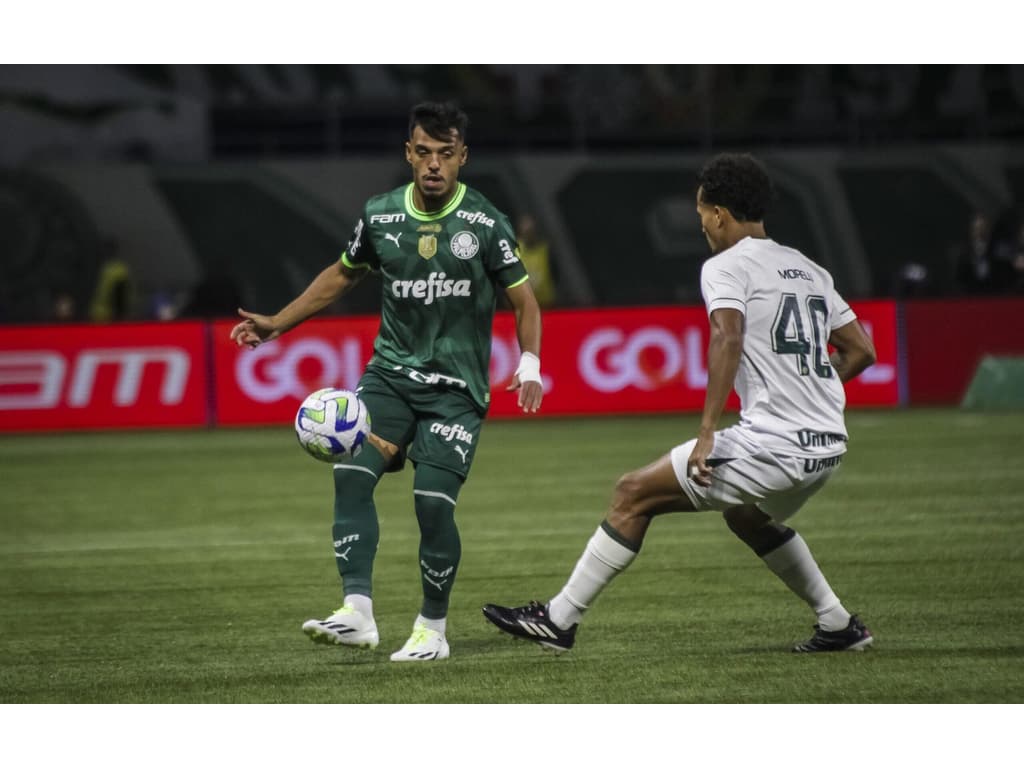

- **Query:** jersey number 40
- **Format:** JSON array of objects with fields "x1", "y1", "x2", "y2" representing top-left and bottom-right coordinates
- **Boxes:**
[{"x1": 771, "y1": 293, "x2": 833, "y2": 378}]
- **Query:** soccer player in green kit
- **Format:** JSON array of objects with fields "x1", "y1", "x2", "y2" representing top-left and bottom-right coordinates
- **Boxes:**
[{"x1": 230, "y1": 102, "x2": 544, "y2": 661}]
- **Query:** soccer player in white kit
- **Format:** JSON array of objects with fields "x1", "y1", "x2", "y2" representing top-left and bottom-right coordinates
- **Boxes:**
[{"x1": 484, "y1": 153, "x2": 878, "y2": 653}]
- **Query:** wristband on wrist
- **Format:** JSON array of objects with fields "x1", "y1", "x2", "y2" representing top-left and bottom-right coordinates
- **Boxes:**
[{"x1": 515, "y1": 351, "x2": 542, "y2": 384}]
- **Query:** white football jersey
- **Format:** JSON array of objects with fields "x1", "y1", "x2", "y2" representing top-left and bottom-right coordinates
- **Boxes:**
[{"x1": 700, "y1": 236, "x2": 856, "y2": 457}]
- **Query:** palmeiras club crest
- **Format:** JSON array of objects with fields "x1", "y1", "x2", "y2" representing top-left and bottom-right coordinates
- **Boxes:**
[{"x1": 451, "y1": 231, "x2": 479, "y2": 260}]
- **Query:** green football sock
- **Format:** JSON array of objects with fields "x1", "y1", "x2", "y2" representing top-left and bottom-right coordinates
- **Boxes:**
[
  {"x1": 412, "y1": 464, "x2": 464, "y2": 620},
  {"x1": 332, "y1": 447, "x2": 388, "y2": 598}
]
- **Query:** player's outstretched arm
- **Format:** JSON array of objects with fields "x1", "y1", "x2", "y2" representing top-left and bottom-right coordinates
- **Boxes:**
[
  {"x1": 828, "y1": 319, "x2": 877, "y2": 383},
  {"x1": 229, "y1": 261, "x2": 365, "y2": 348},
  {"x1": 504, "y1": 280, "x2": 543, "y2": 413},
  {"x1": 689, "y1": 307, "x2": 744, "y2": 487}
]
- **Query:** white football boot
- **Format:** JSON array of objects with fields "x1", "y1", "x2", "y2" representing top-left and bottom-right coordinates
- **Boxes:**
[
  {"x1": 302, "y1": 605, "x2": 379, "y2": 649},
  {"x1": 389, "y1": 622, "x2": 450, "y2": 662}
]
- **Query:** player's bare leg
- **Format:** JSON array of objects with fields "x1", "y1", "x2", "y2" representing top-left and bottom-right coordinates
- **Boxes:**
[{"x1": 483, "y1": 453, "x2": 695, "y2": 650}]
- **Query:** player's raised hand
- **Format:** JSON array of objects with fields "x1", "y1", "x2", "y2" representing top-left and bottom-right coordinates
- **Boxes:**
[{"x1": 229, "y1": 308, "x2": 280, "y2": 348}]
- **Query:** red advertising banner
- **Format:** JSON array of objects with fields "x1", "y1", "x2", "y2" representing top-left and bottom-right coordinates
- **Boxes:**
[
  {"x1": 904, "y1": 297, "x2": 1024, "y2": 404},
  {"x1": 211, "y1": 316, "x2": 382, "y2": 425},
  {"x1": 212, "y1": 301, "x2": 899, "y2": 425},
  {"x1": 0, "y1": 304, "x2": 897, "y2": 432},
  {"x1": 0, "y1": 322, "x2": 210, "y2": 431},
  {"x1": 488, "y1": 301, "x2": 899, "y2": 416},
  {"x1": 838, "y1": 300, "x2": 900, "y2": 407}
]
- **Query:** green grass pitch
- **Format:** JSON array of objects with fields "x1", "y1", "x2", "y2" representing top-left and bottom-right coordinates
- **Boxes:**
[{"x1": 1, "y1": 409, "x2": 1022, "y2": 703}]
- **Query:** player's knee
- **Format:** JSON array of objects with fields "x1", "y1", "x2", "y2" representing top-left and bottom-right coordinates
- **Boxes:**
[
  {"x1": 723, "y1": 505, "x2": 794, "y2": 555},
  {"x1": 609, "y1": 470, "x2": 646, "y2": 526},
  {"x1": 333, "y1": 466, "x2": 377, "y2": 503},
  {"x1": 367, "y1": 432, "x2": 399, "y2": 460},
  {"x1": 724, "y1": 505, "x2": 761, "y2": 538},
  {"x1": 414, "y1": 491, "x2": 456, "y2": 537}
]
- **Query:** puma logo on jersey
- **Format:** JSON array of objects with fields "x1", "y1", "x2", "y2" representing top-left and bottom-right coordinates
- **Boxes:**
[
  {"x1": 454, "y1": 445, "x2": 469, "y2": 464},
  {"x1": 384, "y1": 232, "x2": 402, "y2": 248}
]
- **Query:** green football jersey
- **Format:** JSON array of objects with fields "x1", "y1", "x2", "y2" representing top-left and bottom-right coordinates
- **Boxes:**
[{"x1": 341, "y1": 182, "x2": 528, "y2": 414}]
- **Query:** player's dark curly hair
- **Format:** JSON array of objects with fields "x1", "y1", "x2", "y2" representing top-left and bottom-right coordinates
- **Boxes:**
[
  {"x1": 409, "y1": 101, "x2": 469, "y2": 144},
  {"x1": 697, "y1": 153, "x2": 773, "y2": 222}
]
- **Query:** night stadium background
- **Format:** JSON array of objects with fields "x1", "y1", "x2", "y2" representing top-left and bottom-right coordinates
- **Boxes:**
[{"x1": 2, "y1": 57, "x2": 1020, "y2": 766}]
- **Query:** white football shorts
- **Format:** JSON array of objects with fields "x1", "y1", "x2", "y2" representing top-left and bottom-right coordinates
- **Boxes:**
[{"x1": 669, "y1": 424, "x2": 844, "y2": 523}]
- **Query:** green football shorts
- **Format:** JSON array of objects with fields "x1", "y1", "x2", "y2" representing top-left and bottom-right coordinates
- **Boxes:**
[{"x1": 356, "y1": 365, "x2": 483, "y2": 479}]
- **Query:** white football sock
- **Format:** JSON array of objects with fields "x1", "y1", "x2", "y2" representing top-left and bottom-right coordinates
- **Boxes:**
[
  {"x1": 343, "y1": 594, "x2": 374, "y2": 619},
  {"x1": 548, "y1": 525, "x2": 638, "y2": 630},
  {"x1": 760, "y1": 533, "x2": 851, "y2": 631},
  {"x1": 416, "y1": 614, "x2": 446, "y2": 635}
]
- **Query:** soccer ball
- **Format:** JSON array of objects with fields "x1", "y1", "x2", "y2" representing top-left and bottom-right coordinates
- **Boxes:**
[{"x1": 294, "y1": 388, "x2": 371, "y2": 464}]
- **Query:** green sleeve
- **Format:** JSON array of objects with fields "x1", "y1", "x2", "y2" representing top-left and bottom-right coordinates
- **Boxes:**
[{"x1": 487, "y1": 213, "x2": 528, "y2": 288}]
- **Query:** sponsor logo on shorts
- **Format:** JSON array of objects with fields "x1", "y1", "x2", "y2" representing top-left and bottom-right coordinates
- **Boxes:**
[
  {"x1": 796, "y1": 429, "x2": 847, "y2": 449},
  {"x1": 803, "y1": 455, "x2": 843, "y2": 472},
  {"x1": 429, "y1": 422, "x2": 474, "y2": 445}
]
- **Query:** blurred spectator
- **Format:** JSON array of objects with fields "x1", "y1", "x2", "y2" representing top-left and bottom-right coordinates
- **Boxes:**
[
  {"x1": 88, "y1": 239, "x2": 133, "y2": 322},
  {"x1": 987, "y1": 208, "x2": 1024, "y2": 293},
  {"x1": 52, "y1": 292, "x2": 77, "y2": 322},
  {"x1": 149, "y1": 289, "x2": 181, "y2": 321},
  {"x1": 1003, "y1": 220, "x2": 1024, "y2": 293},
  {"x1": 515, "y1": 212, "x2": 558, "y2": 308},
  {"x1": 892, "y1": 262, "x2": 930, "y2": 298},
  {"x1": 952, "y1": 211, "x2": 996, "y2": 295}
]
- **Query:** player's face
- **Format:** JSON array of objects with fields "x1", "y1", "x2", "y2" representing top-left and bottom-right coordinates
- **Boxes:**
[
  {"x1": 695, "y1": 187, "x2": 725, "y2": 253},
  {"x1": 406, "y1": 125, "x2": 467, "y2": 208}
]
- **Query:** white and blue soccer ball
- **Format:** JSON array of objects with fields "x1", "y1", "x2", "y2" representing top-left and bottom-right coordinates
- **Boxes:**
[{"x1": 295, "y1": 388, "x2": 371, "y2": 464}]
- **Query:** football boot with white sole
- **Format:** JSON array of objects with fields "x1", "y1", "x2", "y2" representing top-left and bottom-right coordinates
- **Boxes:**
[
  {"x1": 389, "y1": 623, "x2": 450, "y2": 662},
  {"x1": 302, "y1": 604, "x2": 379, "y2": 649}
]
